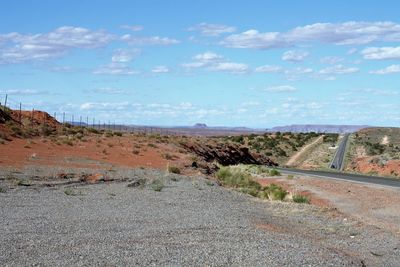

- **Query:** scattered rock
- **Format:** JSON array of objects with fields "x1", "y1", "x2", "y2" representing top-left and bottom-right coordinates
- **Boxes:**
[{"x1": 127, "y1": 178, "x2": 146, "y2": 188}]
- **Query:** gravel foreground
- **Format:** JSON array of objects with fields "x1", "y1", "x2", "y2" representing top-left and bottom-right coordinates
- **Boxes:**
[{"x1": 0, "y1": 168, "x2": 399, "y2": 266}]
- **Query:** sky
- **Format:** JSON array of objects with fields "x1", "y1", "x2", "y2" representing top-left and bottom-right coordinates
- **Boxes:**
[{"x1": 0, "y1": 0, "x2": 399, "y2": 128}]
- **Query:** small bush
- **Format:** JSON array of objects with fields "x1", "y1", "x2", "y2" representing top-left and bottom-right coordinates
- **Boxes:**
[
  {"x1": 64, "y1": 187, "x2": 83, "y2": 196},
  {"x1": 87, "y1": 128, "x2": 100, "y2": 134},
  {"x1": 132, "y1": 149, "x2": 140, "y2": 155},
  {"x1": 114, "y1": 131, "x2": 123, "y2": 137},
  {"x1": 292, "y1": 194, "x2": 310, "y2": 204},
  {"x1": 41, "y1": 125, "x2": 53, "y2": 136},
  {"x1": 105, "y1": 131, "x2": 113, "y2": 137},
  {"x1": 263, "y1": 183, "x2": 288, "y2": 200},
  {"x1": 269, "y1": 169, "x2": 281, "y2": 176},
  {"x1": 168, "y1": 166, "x2": 181, "y2": 174},
  {"x1": 162, "y1": 153, "x2": 174, "y2": 160},
  {"x1": 0, "y1": 187, "x2": 6, "y2": 193},
  {"x1": 287, "y1": 175, "x2": 294, "y2": 180},
  {"x1": 150, "y1": 179, "x2": 164, "y2": 192}
]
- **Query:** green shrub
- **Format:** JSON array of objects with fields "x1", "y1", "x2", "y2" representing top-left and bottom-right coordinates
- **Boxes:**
[
  {"x1": 269, "y1": 169, "x2": 281, "y2": 176},
  {"x1": 168, "y1": 166, "x2": 181, "y2": 174},
  {"x1": 216, "y1": 167, "x2": 260, "y2": 189},
  {"x1": 114, "y1": 131, "x2": 123, "y2": 137},
  {"x1": 292, "y1": 194, "x2": 310, "y2": 204},
  {"x1": 87, "y1": 128, "x2": 100, "y2": 134},
  {"x1": 150, "y1": 179, "x2": 164, "y2": 191},
  {"x1": 263, "y1": 183, "x2": 288, "y2": 200}
]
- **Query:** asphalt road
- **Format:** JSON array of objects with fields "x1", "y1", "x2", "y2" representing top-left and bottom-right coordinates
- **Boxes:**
[
  {"x1": 277, "y1": 167, "x2": 400, "y2": 188},
  {"x1": 330, "y1": 133, "x2": 350, "y2": 170}
]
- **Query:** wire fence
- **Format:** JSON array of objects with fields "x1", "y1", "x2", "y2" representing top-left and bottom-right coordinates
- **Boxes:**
[{"x1": 0, "y1": 94, "x2": 182, "y2": 136}]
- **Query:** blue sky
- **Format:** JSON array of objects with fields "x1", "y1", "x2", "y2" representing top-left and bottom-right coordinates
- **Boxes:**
[{"x1": 0, "y1": 0, "x2": 399, "y2": 128}]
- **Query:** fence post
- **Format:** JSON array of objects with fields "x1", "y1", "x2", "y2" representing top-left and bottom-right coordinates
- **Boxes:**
[
  {"x1": 19, "y1": 102, "x2": 22, "y2": 124},
  {"x1": 31, "y1": 108, "x2": 34, "y2": 126}
]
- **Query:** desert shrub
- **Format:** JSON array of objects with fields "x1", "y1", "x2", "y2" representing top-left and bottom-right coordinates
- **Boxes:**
[
  {"x1": 10, "y1": 125, "x2": 23, "y2": 136},
  {"x1": 323, "y1": 134, "x2": 339, "y2": 143},
  {"x1": 41, "y1": 125, "x2": 54, "y2": 136},
  {"x1": 216, "y1": 167, "x2": 261, "y2": 191},
  {"x1": 87, "y1": 128, "x2": 100, "y2": 134},
  {"x1": 105, "y1": 131, "x2": 113, "y2": 137},
  {"x1": 292, "y1": 194, "x2": 310, "y2": 204},
  {"x1": 150, "y1": 179, "x2": 164, "y2": 191},
  {"x1": 114, "y1": 131, "x2": 123, "y2": 137},
  {"x1": 0, "y1": 186, "x2": 7, "y2": 193},
  {"x1": 147, "y1": 143, "x2": 158, "y2": 148},
  {"x1": 162, "y1": 153, "x2": 174, "y2": 160},
  {"x1": 132, "y1": 149, "x2": 140, "y2": 155},
  {"x1": 231, "y1": 135, "x2": 244, "y2": 143},
  {"x1": 168, "y1": 166, "x2": 181, "y2": 174},
  {"x1": 286, "y1": 175, "x2": 294, "y2": 180},
  {"x1": 64, "y1": 187, "x2": 83, "y2": 196},
  {"x1": 263, "y1": 184, "x2": 287, "y2": 200},
  {"x1": 269, "y1": 169, "x2": 281, "y2": 176}
]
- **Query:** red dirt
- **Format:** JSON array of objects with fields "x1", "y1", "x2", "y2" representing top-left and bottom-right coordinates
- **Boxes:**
[
  {"x1": 0, "y1": 135, "x2": 189, "y2": 171},
  {"x1": 347, "y1": 156, "x2": 400, "y2": 177}
]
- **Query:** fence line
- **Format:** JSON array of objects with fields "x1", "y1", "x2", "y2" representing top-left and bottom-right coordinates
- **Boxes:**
[{"x1": 0, "y1": 94, "x2": 182, "y2": 136}]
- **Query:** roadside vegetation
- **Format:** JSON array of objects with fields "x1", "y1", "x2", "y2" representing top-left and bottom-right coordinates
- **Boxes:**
[{"x1": 215, "y1": 165, "x2": 309, "y2": 203}]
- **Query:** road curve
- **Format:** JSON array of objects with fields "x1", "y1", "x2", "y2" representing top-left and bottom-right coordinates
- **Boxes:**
[
  {"x1": 330, "y1": 133, "x2": 350, "y2": 170},
  {"x1": 276, "y1": 167, "x2": 400, "y2": 188}
]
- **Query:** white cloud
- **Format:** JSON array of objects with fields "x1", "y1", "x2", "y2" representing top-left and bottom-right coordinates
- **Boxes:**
[
  {"x1": 361, "y1": 46, "x2": 400, "y2": 60},
  {"x1": 0, "y1": 26, "x2": 114, "y2": 64},
  {"x1": 111, "y1": 48, "x2": 140, "y2": 63},
  {"x1": 93, "y1": 62, "x2": 139, "y2": 75},
  {"x1": 263, "y1": 85, "x2": 297, "y2": 93},
  {"x1": 151, "y1": 65, "x2": 170, "y2": 73},
  {"x1": 319, "y1": 64, "x2": 359, "y2": 74},
  {"x1": 353, "y1": 88, "x2": 399, "y2": 96},
  {"x1": 255, "y1": 65, "x2": 283, "y2": 73},
  {"x1": 121, "y1": 34, "x2": 180, "y2": 45},
  {"x1": 188, "y1": 23, "x2": 236, "y2": 36},
  {"x1": 80, "y1": 101, "x2": 131, "y2": 111},
  {"x1": 221, "y1": 21, "x2": 400, "y2": 49},
  {"x1": 370, "y1": 64, "x2": 400, "y2": 74},
  {"x1": 282, "y1": 50, "x2": 309, "y2": 62},
  {"x1": 0, "y1": 89, "x2": 47, "y2": 95},
  {"x1": 285, "y1": 67, "x2": 313, "y2": 75},
  {"x1": 193, "y1": 52, "x2": 223, "y2": 62},
  {"x1": 120, "y1": 25, "x2": 144, "y2": 31},
  {"x1": 221, "y1": 29, "x2": 288, "y2": 49},
  {"x1": 320, "y1": 56, "x2": 344, "y2": 64},
  {"x1": 92, "y1": 87, "x2": 129, "y2": 94},
  {"x1": 182, "y1": 52, "x2": 247, "y2": 73},
  {"x1": 210, "y1": 62, "x2": 249, "y2": 73}
]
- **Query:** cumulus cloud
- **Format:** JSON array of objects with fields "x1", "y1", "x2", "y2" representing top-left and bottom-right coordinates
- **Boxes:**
[
  {"x1": 221, "y1": 21, "x2": 400, "y2": 49},
  {"x1": 120, "y1": 25, "x2": 144, "y2": 31},
  {"x1": 320, "y1": 56, "x2": 344, "y2": 64},
  {"x1": 151, "y1": 65, "x2": 170, "y2": 73},
  {"x1": 0, "y1": 89, "x2": 47, "y2": 95},
  {"x1": 93, "y1": 62, "x2": 139, "y2": 75},
  {"x1": 188, "y1": 23, "x2": 236, "y2": 36},
  {"x1": 282, "y1": 50, "x2": 309, "y2": 62},
  {"x1": 209, "y1": 62, "x2": 249, "y2": 73},
  {"x1": 182, "y1": 51, "x2": 248, "y2": 73},
  {"x1": 361, "y1": 46, "x2": 400, "y2": 60},
  {"x1": 255, "y1": 65, "x2": 283, "y2": 73},
  {"x1": 111, "y1": 48, "x2": 140, "y2": 63},
  {"x1": 92, "y1": 87, "x2": 129, "y2": 94},
  {"x1": 121, "y1": 34, "x2": 180, "y2": 45},
  {"x1": 0, "y1": 26, "x2": 114, "y2": 64},
  {"x1": 319, "y1": 64, "x2": 359, "y2": 74},
  {"x1": 370, "y1": 64, "x2": 400, "y2": 74},
  {"x1": 263, "y1": 85, "x2": 297, "y2": 93}
]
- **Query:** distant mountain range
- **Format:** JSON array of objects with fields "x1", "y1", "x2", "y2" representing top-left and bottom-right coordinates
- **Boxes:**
[{"x1": 267, "y1": 124, "x2": 370, "y2": 133}]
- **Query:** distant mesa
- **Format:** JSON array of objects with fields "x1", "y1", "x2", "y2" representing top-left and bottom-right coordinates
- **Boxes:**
[
  {"x1": 193, "y1": 123, "x2": 208, "y2": 128},
  {"x1": 267, "y1": 124, "x2": 370, "y2": 134}
]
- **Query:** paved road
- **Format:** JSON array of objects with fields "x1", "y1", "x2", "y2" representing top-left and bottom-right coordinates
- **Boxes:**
[
  {"x1": 277, "y1": 167, "x2": 400, "y2": 188},
  {"x1": 330, "y1": 133, "x2": 350, "y2": 170}
]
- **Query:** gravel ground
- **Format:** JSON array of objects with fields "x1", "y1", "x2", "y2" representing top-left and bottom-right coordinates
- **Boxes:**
[{"x1": 0, "y1": 167, "x2": 399, "y2": 266}]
